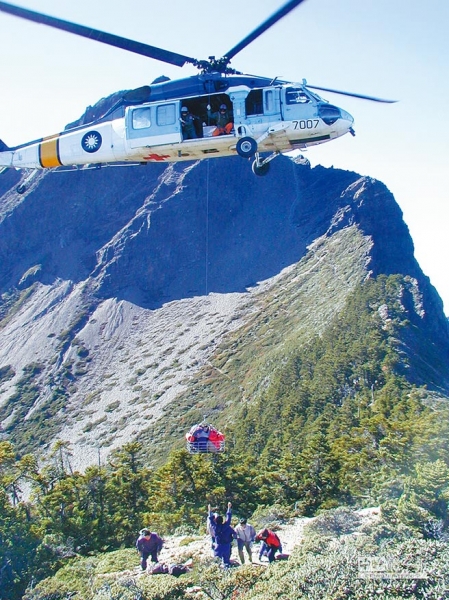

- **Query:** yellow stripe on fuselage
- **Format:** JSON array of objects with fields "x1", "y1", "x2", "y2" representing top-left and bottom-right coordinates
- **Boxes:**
[{"x1": 39, "y1": 135, "x2": 62, "y2": 168}]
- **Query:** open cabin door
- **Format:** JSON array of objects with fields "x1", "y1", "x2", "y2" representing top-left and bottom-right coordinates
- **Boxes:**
[{"x1": 126, "y1": 100, "x2": 181, "y2": 148}]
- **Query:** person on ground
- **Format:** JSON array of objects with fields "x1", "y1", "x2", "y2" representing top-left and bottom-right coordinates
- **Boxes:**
[
  {"x1": 235, "y1": 517, "x2": 256, "y2": 564},
  {"x1": 258, "y1": 540, "x2": 268, "y2": 561},
  {"x1": 255, "y1": 528, "x2": 282, "y2": 563},
  {"x1": 206, "y1": 506, "x2": 219, "y2": 550},
  {"x1": 136, "y1": 528, "x2": 164, "y2": 571},
  {"x1": 208, "y1": 501, "x2": 235, "y2": 567}
]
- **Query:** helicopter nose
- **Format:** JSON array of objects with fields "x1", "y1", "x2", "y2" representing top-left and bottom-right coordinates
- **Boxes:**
[{"x1": 340, "y1": 109, "x2": 354, "y2": 124}]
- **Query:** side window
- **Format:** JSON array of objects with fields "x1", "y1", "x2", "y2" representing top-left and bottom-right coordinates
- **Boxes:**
[
  {"x1": 157, "y1": 104, "x2": 176, "y2": 126},
  {"x1": 132, "y1": 108, "x2": 151, "y2": 129}
]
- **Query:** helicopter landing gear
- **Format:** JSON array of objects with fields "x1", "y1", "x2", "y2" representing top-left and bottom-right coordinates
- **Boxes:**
[
  {"x1": 15, "y1": 170, "x2": 39, "y2": 194},
  {"x1": 252, "y1": 160, "x2": 270, "y2": 176},
  {"x1": 236, "y1": 136, "x2": 257, "y2": 158},
  {"x1": 251, "y1": 151, "x2": 279, "y2": 176}
]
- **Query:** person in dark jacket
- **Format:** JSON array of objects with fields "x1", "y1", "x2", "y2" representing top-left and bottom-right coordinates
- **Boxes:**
[
  {"x1": 206, "y1": 506, "x2": 219, "y2": 549},
  {"x1": 208, "y1": 502, "x2": 235, "y2": 567},
  {"x1": 180, "y1": 106, "x2": 200, "y2": 139},
  {"x1": 136, "y1": 528, "x2": 164, "y2": 570}
]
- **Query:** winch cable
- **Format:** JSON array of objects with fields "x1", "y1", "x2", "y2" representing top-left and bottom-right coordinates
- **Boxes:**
[{"x1": 205, "y1": 158, "x2": 210, "y2": 295}]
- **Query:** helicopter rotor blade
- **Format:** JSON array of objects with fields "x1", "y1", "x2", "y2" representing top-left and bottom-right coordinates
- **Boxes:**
[
  {"x1": 0, "y1": 1, "x2": 196, "y2": 68},
  {"x1": 306, "y1": 84, "x2": 397, "y2": 103},
  {"x1": 223, "y1": 0, "x2": 307, "y2": 62}
]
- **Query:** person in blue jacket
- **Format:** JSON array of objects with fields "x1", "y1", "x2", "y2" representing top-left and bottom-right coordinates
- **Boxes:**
[
  {"x1": 136, "y1": 528, "x2": 164, "y2": 570},
  {"x1": 208, "y1": 502, "x2": 235, "y2": 567}
]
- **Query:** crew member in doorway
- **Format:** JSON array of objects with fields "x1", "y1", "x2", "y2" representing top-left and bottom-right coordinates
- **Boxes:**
[
  {"x1": 180, "y1": 106, "x2": 200, "y2": 139},
  {"x1": 207, "y1": 103, "x2": 233, "y2": 136}
]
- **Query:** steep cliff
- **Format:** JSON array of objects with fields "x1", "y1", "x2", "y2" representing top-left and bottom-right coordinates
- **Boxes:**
[{"x1": 0, "y1": 154, "x2": 447, "y2": 469}]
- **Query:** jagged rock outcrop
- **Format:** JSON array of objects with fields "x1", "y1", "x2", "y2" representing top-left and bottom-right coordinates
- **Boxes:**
[{"x1": 0, "y1": 152, "x2": 448, "y2": 469}]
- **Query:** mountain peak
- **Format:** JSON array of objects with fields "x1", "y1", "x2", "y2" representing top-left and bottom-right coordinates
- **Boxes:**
[{"x1": 0, "y1": 157, "x2": 447, "y2": 468}]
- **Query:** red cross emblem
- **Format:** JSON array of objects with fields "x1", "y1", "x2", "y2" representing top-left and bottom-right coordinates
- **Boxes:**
[{"x1": 143, "y1": 153, "x2": 170, "y2": 161}]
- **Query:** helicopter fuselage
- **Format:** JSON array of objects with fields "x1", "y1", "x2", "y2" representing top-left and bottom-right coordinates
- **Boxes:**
[{"x1": 0, "y1": 74, "x2": 354, "y2": 172}]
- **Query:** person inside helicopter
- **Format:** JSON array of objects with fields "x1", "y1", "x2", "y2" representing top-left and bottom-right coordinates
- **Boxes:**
[
  {"x1": 206, "y1": 103, "x2": 234, "y2": 136},
  {"x1": 180, "y1": 106, "x2": 201, "y2": 139}
]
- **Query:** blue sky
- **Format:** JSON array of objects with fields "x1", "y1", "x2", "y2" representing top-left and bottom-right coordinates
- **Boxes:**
[{"x1": 1, "y1": 0, "x2": 448, "y2": 315}]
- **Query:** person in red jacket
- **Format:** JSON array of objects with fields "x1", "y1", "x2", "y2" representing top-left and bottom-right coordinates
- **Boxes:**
[
  {"x1": 255, "y1": 528, "x2": 282, "y2": 563},
  {"x1": 208, "y1": 427, "x2": 225, "y2": 451}
]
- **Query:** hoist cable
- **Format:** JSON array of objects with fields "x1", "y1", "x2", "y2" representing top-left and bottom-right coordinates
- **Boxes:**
[{"x1": 205, "y1": 159, "x2": 210, "y2": 295}]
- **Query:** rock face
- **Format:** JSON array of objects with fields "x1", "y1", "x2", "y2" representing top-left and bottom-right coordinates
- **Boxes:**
[{"x1": 0, "y1": 152, "x2": 448, "y2": 469}]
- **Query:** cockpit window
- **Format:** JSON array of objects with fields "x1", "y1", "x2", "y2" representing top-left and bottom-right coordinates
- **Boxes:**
[{"x1": 286, "y1": 88, "x2": 311, "y2": 105}]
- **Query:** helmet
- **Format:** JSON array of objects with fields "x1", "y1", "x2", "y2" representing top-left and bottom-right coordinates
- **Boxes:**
[
  {"x1": 219, "y1": 104, "x2": 227, "y2": 110},
  {"x1": 181, "y1": 106, "x2": 188, "y2": 113},
  {"x1": 140, "y1": 528, "x2": 150, "y2": 536}
]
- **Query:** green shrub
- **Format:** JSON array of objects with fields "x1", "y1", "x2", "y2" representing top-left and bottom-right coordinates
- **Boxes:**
[
  {"x1": 23, "y1": 579, "x2": 74, "y2": 600},
  {"x1": 250, "y1": 504, "x2": 291, "y2": 531},
  {"x1": 95, "y1": 549, "x2": 138, "y2": 574},
  {"x1": 304, "y1": 506, "x2": 362, "y2": 538},
  {"x1": 381, "y1": 460, "x2": 449, "y2": 540},
  {"x1": 139, "y1": 576, "x2": 189, "y2": 599},
  {"x1": 241, "y1": 535, "x2": 449, "y2": 599},
  {"x1": 195, "y1": 561, "x2": 264, "y2": 600},
  {"x1": 0, "y1": 364, "x2": 15, "y2": 383},
  {"x1": 23, "y1": 551, "x2": 138, "y2": 600}
]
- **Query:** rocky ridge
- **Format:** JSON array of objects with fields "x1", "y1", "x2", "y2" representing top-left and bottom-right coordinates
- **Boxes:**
[{"x1": 0, "y1": 155, "x2": 448, "y2": 470}]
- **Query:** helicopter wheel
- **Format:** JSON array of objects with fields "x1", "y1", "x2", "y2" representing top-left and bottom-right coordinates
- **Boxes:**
[
  {"x1": 252, "y1": 160, "x2": 270, "y2": 176},
  {"x1": 236, "y1": 137, "x2": 257, "y2": 158},
  {"x1": 16, "y1": 184, "x2": 26, "y2": 194}
]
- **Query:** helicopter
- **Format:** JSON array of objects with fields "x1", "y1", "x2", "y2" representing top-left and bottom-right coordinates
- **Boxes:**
[{"x1": 0, "y1": 0, "x2": 395, "y2": 179}]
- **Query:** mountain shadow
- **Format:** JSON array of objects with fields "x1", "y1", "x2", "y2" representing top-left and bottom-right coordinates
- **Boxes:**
[{"x1": 1, "y1": 156, "x2": 446, "y2": 344}]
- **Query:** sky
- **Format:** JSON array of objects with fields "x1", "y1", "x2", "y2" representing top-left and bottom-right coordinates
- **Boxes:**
[{"x1": 0, "y1": 0, "x2": 448, "y2": 315}]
